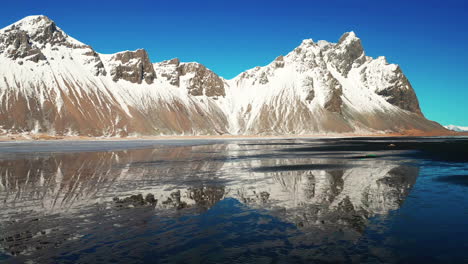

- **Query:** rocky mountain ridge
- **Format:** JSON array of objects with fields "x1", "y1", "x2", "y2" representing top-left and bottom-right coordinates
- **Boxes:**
[{"x1": 0, "y1": 15, "x2": 446, "y2": 136}]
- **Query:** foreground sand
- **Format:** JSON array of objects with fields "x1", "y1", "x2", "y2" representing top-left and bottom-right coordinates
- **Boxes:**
[{"x1": 0, "y1": 129, "x2": 467, "y2": 142}]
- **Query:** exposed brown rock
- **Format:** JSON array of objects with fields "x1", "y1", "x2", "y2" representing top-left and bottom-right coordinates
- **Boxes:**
[
  {"x1": 179, "y1": 63, "x2": 225, "y2": 97},
  {"x1": 0, "y1": 30, "x2": 46, "y2": 62},
  {"x1": 29, "y1": 18, "x2": 67, "y2": 45},
  {"x1": 303, "y1": 76, "x2": 315, "y2": 102},
  {"x1": 188, "y1": 186, "x2": 225, "y2": 209},
  {"x1": 274, "y1": 55, "x2": 285, "y2": 68},
  {"x1": 109, "y1": 49, "x2": 156, "y2": 84},
  {"x1": 167, "y1": 58, "x2": 180, "y2": 65},
  {"x1": 258, "y1": 72, "x2": 269, "y2": 84},
  {"x1": 156, "y1": 59, "x2": 227, "y2": 99},
  {"x1": 324, "y1": 74, "x2": 343, "y2": 113},
  {"x1": 306, "y1": 90, "x2": 315, "y2": 102},
  {"x1": 113, "y1": 193, "x2": 157, "y2": 207},
  {"x1": 375, "y1": 66, "x2": 422, "y2": 116}
]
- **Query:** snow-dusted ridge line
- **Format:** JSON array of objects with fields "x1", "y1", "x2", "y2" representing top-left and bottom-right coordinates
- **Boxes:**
[
  {"x1": 444, "y1": 125, "x2": 468, "y2": 132},
  {"x1": 0, "y1": 15, "x2": 446, "y2": 136}
]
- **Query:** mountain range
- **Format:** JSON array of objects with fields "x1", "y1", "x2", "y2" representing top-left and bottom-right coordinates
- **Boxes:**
[{"x1": 0, "y1": 15, "x2": 448, "y2": 137}]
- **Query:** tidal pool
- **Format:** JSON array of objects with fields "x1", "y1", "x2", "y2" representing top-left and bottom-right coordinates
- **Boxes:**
[{"x1": 0, "y1": 138, "x2": 467, "y2": 263}]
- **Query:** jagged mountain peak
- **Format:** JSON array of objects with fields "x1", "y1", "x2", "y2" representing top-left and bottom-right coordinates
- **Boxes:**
[
  {"x1": 0, "y1": 15, "x2": 83, "y2": 47},
  {"x1": 336, "y1": 31, "x2": 364, "y2": 55},
  {"x1": 112, "y1": 48, "x2": 148, "y2": 56},
  {"x1": 296, "y1": 32, "x2": 359, "y2": 50},
  {"x1": 1, "y1": 15, "x2": 54, "y2": 33},
  {"x1": 0, "y1": 15, "x2": 95, "y2": 64},
  {"x1": 299, "y1": 38, "x2": 315, "y2": 47},
  {"x1": 338, "y1": 31, "x2": 359, "y2": 43},
  {"x1": 161, "y1": 58, "x2": 181, "y2": 66},
  {"x1": 0, "y1": 15, "x2": 107, "y2": 77},
  {"x1": 235, "y1": 32, "x2": 365, "y2": 81},
  {"x1": 327, "y1": 32, "x2": 365, "y2": 77}
]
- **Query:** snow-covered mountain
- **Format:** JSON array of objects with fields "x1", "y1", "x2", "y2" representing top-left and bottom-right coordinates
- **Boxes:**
[
  {"x1": 444, "y1": 125, "x2": 468, "y2": 132},
  {"x1": 0, "y1": 15, "x2": 446, "y2": 136}
]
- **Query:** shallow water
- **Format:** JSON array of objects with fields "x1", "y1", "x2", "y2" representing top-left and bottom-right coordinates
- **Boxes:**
[{"x1": 0, "y1": 138, "x2": 467, "y2": 263}]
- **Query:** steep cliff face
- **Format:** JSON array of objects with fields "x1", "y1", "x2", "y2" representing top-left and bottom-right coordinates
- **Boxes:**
[
  {"x1": 154, "y1": 59, "x2": 226, "y2": 98},
  {"x1": 103, "y1": 49, "x2": 156, "y2": 84},
  {"x1": 0, "y1": 15, "x2": 446, "y2": 136}
]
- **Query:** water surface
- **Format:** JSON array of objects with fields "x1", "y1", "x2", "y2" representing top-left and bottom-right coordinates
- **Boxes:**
[{"x1": 0, "y1": 138, "x2": 467, "y2": 263}]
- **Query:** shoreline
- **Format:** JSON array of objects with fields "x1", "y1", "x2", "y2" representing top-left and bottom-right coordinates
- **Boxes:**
[{"x1": 1, "y1": 130, "x2": 467, "y2": 142}]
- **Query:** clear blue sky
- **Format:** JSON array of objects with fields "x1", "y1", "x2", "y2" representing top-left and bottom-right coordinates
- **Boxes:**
[{"x1": 1, "y1": 0, "x2": 467, "y2": 125}]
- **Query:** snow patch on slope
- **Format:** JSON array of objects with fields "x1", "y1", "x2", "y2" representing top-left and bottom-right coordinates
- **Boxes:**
[{"x1": 445, "y1": 125, "x2": 468, "y2": 132}]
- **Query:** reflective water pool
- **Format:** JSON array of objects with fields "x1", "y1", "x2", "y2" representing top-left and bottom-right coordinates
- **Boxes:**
[{"x1": 0, "y1": 138, "x2": 467, "y2": 263}]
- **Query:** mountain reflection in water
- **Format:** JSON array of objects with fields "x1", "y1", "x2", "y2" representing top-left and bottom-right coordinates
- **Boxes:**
[{"x1": 0, "y1": 138, "x2": 465, "y2": 263}]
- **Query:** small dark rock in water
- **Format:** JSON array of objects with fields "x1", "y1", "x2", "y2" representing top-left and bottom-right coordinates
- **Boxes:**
[
  {"x1": 145, "y1": 194, "x2": 157, "y2": 205},
  {"x1": 113, "y1": 193, "x2": 157, "y2": 207},
  {"x1": 162, "y1": 190, "x2": 188, "y2": 209},
  {"x1": 260, "y1": 191, "x2": 270, "y2": 203}
]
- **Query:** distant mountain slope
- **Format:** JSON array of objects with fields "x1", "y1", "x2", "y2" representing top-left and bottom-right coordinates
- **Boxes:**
[
  {"x1": 444, "y1": 125, "x2": 468, "y2": 132},
  {"x1": 0, "y1": 15, "x2": 447, "y2": 136}
]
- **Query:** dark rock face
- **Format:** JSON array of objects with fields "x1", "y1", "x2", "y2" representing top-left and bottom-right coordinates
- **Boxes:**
[
  {"x1": 167, "y1": 58, "x2": 180, "y2": 65},
  {"x1": 306, "y1": 89, "x2": 315, "y2": 102},
  {"x1": 113, "y1": 193, "x2": 158, "y2": 207},
  {"x1": 188, "y1": 186, "x2": 225, "y2": 209},
  {"x1": 324, "y1": 74, "x2": 343, "y2": 113},
  {"x1": 162, "y1": 190, "x2": 188, "y2": 209},
  {"x1": 29, "y1": 18, "x2": 67, "y2": 46},
  {"x1": 154, "y1": 59, "x2": 225, "y2": 97},
  {"x1": 0, "y1": 30, "x2": 46, "y2": 62},
  {"x1": 376, "y1": 67, "x2": 422, "y2": 116},
  {"x1": 274, "y1": 55, "x2": 285, "y2": 68},
  {"x1": 179, "y1": 63, "x2": 226, "y2": 97},
  {"x1": 258, "y1": 72, "x2": 269, "y2": 85},
  {"x1": 109, "y1": 49, "x2": 156, "y2": 84},
  {"x1": 303, "y1": 76, "x2": 315, "y2": 102}
]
